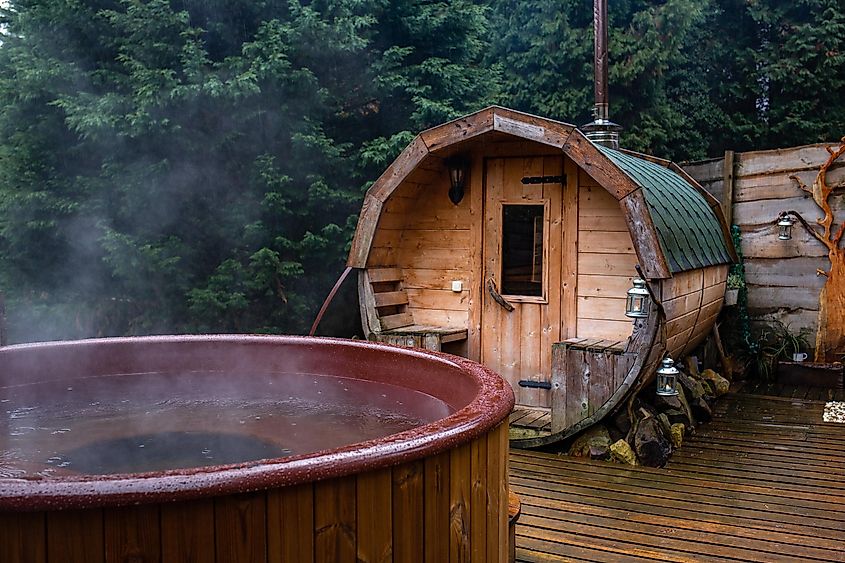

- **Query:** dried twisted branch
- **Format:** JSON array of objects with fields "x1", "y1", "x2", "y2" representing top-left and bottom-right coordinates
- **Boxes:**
[{"x1": 789, "y1": 137, "x2": 845, "y2": 248}]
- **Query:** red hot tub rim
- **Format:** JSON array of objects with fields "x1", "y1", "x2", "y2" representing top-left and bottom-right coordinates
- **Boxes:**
[{"x1": 0, "y1": 335, "x2": 514, "y2": 511}]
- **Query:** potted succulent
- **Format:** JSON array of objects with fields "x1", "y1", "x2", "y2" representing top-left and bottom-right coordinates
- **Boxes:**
[{"x1": 724, "y1": 272, "x2": 744, "y2": 306}]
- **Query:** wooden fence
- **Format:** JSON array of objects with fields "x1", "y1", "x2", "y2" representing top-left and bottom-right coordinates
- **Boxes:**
[{"x1": 684, "y1": 143, "x2": 845, "y2": 340}]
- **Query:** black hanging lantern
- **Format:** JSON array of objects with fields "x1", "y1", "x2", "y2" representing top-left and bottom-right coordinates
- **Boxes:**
[
  {"x1": 446, "y1": 156, "x2": 468, "y2": 205},
  {"x1": 656, "y1": 357, "x2": 680, "y2": 397},
  {"x1": 777, "y1": 212, "x2": 795, "y2": 241},
  {"x1": 625, "y1": 278, "x2": 650, "y2": 319}
]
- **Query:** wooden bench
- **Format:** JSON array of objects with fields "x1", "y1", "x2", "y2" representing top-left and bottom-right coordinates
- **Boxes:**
[{"x1": 359, "y1": 267, "x2": 467, "y2": 352}]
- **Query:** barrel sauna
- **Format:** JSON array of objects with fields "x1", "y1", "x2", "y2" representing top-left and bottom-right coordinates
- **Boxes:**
[{"x1": 348, "y1": 106, "x2": 736, "y2": 445}]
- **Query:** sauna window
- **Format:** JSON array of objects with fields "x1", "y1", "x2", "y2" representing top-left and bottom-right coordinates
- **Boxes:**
[{"x1": 501, "y1": 204, "x2": 544, "y2": 296}]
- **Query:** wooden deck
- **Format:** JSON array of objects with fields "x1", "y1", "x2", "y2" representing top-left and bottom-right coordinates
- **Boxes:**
[
  {"x1": 510, "y1": 390, "x2": 845, "y2": 562},
  {"x1": 511, "y1": 407, "x2": 553, "y2": 434}
]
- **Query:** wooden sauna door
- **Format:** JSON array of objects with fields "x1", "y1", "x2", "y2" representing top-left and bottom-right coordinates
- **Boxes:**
[{"x1": 481, "y1": 156, "x2": 564, "y2": 408}]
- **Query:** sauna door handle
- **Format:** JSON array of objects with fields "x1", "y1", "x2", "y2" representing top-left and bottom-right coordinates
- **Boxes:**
[{"x1": 487, "y1": 278, "x2": 514, "y2": 312}]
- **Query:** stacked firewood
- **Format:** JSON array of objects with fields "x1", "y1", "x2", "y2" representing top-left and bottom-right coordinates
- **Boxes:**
[{"x1": 567, "y1": 357, "x2": 730, "y2": 467}]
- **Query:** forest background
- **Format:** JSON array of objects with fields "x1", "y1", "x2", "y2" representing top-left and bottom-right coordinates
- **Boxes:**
[{"x1": 1, "y1": 0, "x2": 843, "y2": 343}]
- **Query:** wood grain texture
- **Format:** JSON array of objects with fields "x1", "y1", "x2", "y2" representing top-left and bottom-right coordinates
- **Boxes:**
[
  {"x1": 348, "y1": 195, "x2": 384, "y2": 268},
  {"x1": 420, "y1": 108, "x2": 495, "y2": 152},
  {"x1": 513, "y1": 391, "x2": 845, "y2": 563},
  {"x1": 215, "y1": 492, "x2": 267, "y2": 563},
  {"x1": 392, "y1": 462, "x2": 424, "y2": 563},
  {"x1": 369, "y1": 136, "x2": 430, "y2": 202},
  {"x1": 449, "y1": 443, "x2": 472, "y2": 563},
  {"x1": 47, "y1": 509, "x2": 105, "y2": 563},
  {"x1": 685, "y1": 143, "x2": 845, "y2": 345},
  {"x1": 424, "y1": 452, "x2": 452, "y2": 563},
  {"x1": 105, "y1": 505, "x2": 161, "y2": 563},
  {"x1": 619, "y1": 188, "x2": 671, "y2": 279},
  {"x1": 161, "y1": 500, "x2": 214, "y2": 563},
  {"x1": 315, "y1": 479, "x2": 357, "y2": 563},
  {"x1": 562, "y1": 158, "x2": 580, "y2": 341},
  {"x1": 0, "y1": 512, "x2": 45, "y2": 563},
  {"x1": 563, "y1": 131, "x2": 640, "y2": 199},
  {"x1": 1, "y1": 428, "x2": 511, "y2": 563},
  {"x1": 268, "y1": 484, "x2": 314, "y2": 563},
  {"x1": 469, "y1": 436, "x2": 488, "y2": 563}
]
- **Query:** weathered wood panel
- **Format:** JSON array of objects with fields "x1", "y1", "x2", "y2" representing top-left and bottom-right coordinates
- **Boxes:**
[
  {"x1": 0, "y1": 427, "x2": 510, "y2": 563},
  {"x1": 686, "y1": 143, "x2": 845, "y2": 343},
  {"x1": 550, "y1": 340, "x2": 634, "y2": 433}
]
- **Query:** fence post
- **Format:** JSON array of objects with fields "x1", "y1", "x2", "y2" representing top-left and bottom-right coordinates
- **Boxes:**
[{"x1": 722, "y1": 150, "x2": 735, "y2": 226}]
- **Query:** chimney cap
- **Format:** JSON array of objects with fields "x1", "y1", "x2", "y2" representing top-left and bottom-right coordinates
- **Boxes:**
[{"x1": 581, "y1": 118, "x2": 622, "y2": 149}]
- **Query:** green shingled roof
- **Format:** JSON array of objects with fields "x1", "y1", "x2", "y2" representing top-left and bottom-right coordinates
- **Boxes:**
[{"x1": 596, "y1": 145, "x2": 733, "y2": 274}]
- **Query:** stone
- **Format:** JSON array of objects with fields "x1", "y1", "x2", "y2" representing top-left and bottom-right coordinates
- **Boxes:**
[
  {"x1": 610, "y1": 438, "x2": 637, "y2": 465},
  {"x1": 663, "y1": 409, "x2": 688, "y2": 426},
  {"x1": 700, "y1": 369, "x2": 730, "y2": 396},
  {"x1": 698, "y1": 378, "x2": 716, "y2": 397},
  {"x1": 690, "y1": 396, "x2": 712, "y2": 423},
  {"x1": 633, "y1": 416, "x2": 671, "y2": 467},
  {"x1": 677, "y1": 370, "x2": 707, "y2": 400},
  {"x1": 654, "y1": 393, "x2": 683, "y2": 412},
  {"x1": 568, "y1": 425, "x2": 611, "y2": 459},
  {"x1": 670, "y1": 423, "x2": 685, "y2": 448}
]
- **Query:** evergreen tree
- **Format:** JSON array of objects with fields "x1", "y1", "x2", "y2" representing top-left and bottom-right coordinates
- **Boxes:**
[{"x1": 0, "y1": 0, "x2": 496, "y2": 341}]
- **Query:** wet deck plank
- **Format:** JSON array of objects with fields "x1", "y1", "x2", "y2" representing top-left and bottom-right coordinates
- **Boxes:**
[{"x1": 510, "y1": 391, "x2": 845, "y2": 562}]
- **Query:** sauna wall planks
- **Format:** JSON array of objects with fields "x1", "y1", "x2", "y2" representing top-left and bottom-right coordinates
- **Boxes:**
[
  {"x1": 576, "y1": 170, "x2": 636, "y2": 341},
  {"x1": 685, "y1": 143, "x2": 845, "y2": 339},
  {"x1": 368, "y1": 163, "x2": 475, "y2": 332}
]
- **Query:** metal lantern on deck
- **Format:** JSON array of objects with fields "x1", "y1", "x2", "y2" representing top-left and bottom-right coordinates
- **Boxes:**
[
  {"x1": 656, "y1": 357, "x2": 680, "y2": 396},
  {"x1": 777, "y1": 213, "x2": 795, "y2": 240},
  {"x1": 625, "y1": 278, "x2": 650, "y2": 319}
]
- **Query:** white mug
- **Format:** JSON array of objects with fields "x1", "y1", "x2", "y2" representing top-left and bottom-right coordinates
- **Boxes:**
[{"x1": 792, "y1": 352, "x2": 808, "y2": 362}]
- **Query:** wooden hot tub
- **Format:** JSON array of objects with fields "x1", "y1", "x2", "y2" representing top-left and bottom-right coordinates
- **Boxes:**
[{"x1": 0, "y1": 336, "x2": 514, "y2": 562}]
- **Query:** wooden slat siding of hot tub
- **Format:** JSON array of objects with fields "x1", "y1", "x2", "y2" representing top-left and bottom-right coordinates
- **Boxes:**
[
  {"x1": 269, "y1": 484, "x2": 315, "y2": 563},
  {"x1": 424, "y1": 450, "x2": 451, "y2": 563},
  {"x1": 355, "y1": 468, "x2": 392, "y2": 563},
  {"x1": 216, "y1": 492, "x2": 267, "y2": 563},
  {"x1": 161, "y1": 499, "x2": 215, "y2": 563},
  {"x1": 576, "y1": 171, "x2": 636, "y2": 342},
  {"x1": 105, "y1": 504, "x2": 161, "y2": 563},
  {"x1": 393, "y1": 460, "x2": 425, "y2": 561},
  {"x1": 1, "y1": 422, "x2": 510, "y2": 563},
  {"x1": 48, "y1": 509, "x2": 105, "y2": 563},
  {"x1": 315, "y1": 478, "x2": 357, "y2": 562},
  {"x1": 0, "y1": 512, "x2": 46, "y2": 563}
]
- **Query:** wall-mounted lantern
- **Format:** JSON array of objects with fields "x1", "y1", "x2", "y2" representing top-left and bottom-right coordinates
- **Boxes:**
[
  {"x1": 445, "y1": 156, "x2": 469, "y2": 205},
  {"x1": 777, "y1": 212, "x2": 795, "y2": 241},
  {"x1": 625, "y1": 278, "x2": 650, "y2": 319},
  {"x1": 656, "y1": 357, "x2": 680, "y2": 396}
]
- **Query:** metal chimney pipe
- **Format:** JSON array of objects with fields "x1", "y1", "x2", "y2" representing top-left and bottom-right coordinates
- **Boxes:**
[
  {"x1": 593, "y1": 0, "x2": 609, "y2": 122},
  {"x1": 581, "y1": 0, "x2": 621, "y2": 148}
]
